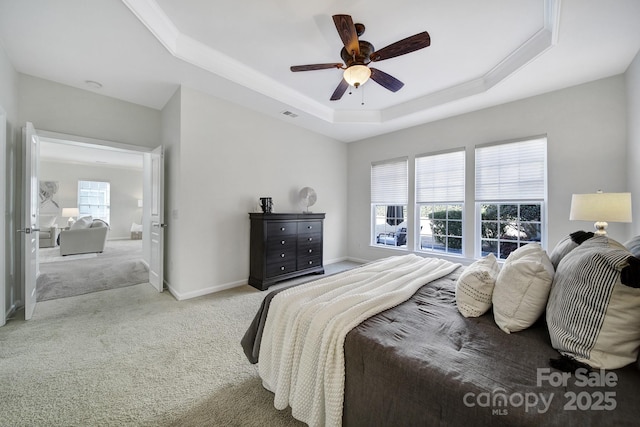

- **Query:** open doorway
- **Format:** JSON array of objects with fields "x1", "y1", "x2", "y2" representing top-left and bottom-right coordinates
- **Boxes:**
[{"x1": 35, "y1": 132, "x2": 152, "y2": 301}]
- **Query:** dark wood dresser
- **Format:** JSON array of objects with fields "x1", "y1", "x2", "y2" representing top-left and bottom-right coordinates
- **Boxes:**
[{"x1": 248, "y1": 213, "x2": 325, "y2": 290}]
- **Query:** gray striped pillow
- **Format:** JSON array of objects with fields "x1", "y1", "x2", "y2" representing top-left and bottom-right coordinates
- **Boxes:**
[{"x1": 546, "y1": 236, "x2": 640, "y2": 369}]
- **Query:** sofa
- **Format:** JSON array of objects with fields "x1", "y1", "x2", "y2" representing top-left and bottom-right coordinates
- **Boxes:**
[{"x1": 59, "y1": 217, "x2": 109, "y2": 256}]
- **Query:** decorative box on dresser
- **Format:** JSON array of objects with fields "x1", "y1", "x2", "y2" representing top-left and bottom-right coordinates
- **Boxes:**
[{"x1": 248, "y1": 213, "x2": 325, "y2": 290}]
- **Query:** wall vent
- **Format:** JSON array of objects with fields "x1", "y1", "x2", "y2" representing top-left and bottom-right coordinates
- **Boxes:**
[{"x1": 281, "y1": 110, "x2": 298, "y2": 118}]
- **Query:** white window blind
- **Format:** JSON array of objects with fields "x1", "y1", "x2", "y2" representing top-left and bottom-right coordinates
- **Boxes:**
[
  {"x1": 371, "y1": 158, "x2": 408, "y2": 204},
  {"x1": 475, "y1": 138, "x2": 546, "y2": 201},
  {"x1": 78, "y1": 180, "x2": 110, "y2": 223},
  {"x1": 416, "y1": 150, "x2": 465, "y2": 203}
]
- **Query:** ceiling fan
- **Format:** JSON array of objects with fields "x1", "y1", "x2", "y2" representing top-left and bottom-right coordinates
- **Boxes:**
[{"x1": 290, "y1": 14, "x2": 431, "y2": 101}]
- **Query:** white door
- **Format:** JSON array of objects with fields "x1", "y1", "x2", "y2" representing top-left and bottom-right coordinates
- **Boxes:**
[
  {"x1": 20, "y1": 122, "x2": 40, "y2": 320},
  {"x1": 148, "y1": 146, "x2": 164, "y2": 292}
]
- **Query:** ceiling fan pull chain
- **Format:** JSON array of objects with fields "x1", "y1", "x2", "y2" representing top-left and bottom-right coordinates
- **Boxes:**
[{"x1": 361, "y1": 86, "x2": 365, "y2": 106}]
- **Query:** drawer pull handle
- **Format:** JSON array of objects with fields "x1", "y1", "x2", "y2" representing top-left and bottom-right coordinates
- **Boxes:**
[
  {"x1": 280, "y1": 266, "x2": 286, "y2": 271},
  {"x1": 281, "y1": 240, "x2": 285, "y2": 245},
  {"x1": 280, "y1": 227, "x2": 286, "y2": 231},
  {"x1": 308, "y1": 237, "x2": 313, "y2": 241},
  {"x1": 281, "y1": 253, "x2": 285, "y2": 258},
  {"x1": 308, "y1": 249, "x2": 313, "y2": 253},
  {"x1": 307, "y1": 225, "x2": 313, "y2": 229},
  {"x1": 308, "y1": 260, "x2": 313, "y2": 265}
]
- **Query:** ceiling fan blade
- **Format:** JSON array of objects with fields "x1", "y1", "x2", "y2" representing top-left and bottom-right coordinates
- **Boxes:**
[
  {"x1": 290, "y1": 63, "x2": 343, "y2": 72},
  {"x1": 332, "y1": 14, "x2": 360, "y2": 56},
  {"x1": 370, "y1": 68, "x2": 404, "y2": 92},
  {"x1": 330, "y1": 79, "x2": 349, "y2": 101},
  {"x1": 370, "y1": 31, "x2": 431, "y2": 62}
]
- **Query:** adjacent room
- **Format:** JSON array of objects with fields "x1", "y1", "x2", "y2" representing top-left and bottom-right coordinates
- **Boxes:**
[
  {"x1": 36, "y1": 138, "x2": 149, "y2": 301},
  {"x1": 1, "y1": 1, "x2": 639, "y2": 426}
]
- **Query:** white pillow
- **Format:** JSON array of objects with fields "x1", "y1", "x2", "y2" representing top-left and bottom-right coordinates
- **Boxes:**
[
  {"x1": 455, "y1": 254, "x2": 500, "y2": 318},
  {"x1": 492, "y1": 243, "x2": 554, "y2": 333},
  {"x1": 70, "y1": 216, "x2": 93, "y2": 230}
]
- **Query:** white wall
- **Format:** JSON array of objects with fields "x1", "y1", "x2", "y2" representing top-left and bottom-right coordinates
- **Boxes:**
[
  {"x1": 160, "y1": 87, "x2": 181, "y2": 288},
  {"x1": 165, "y1": 86, "x2": 348, "y2": 299},
  {"x1": 0, "y1": 41, "x2": 19, "y2": 321},
  {"x1": 347, "y1": 76, "x2": 629, "y2": 263},
  {"x1": 18, "y1": 74, "x2": 161, "y2": 148},
  {"x1": 39, "y1": 159, "x2": 143, "y2": 239},
  {"x1": 627, "y1": 50, "x2": 640, "y2": 237}
]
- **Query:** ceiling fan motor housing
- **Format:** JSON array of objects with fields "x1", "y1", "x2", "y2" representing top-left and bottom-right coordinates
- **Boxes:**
[{"x1": 341, "y1": 40, "x2": 374, "y2": 67}]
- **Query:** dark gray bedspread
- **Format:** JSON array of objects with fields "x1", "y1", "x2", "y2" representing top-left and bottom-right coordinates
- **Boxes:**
[{"x1": 242, "y1": 266, "x2": 640, "y2": 426}]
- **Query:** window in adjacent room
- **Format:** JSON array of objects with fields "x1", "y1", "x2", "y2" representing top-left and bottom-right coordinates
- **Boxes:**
[
  {"x1": 371, "y1": 157, "x2": 408, "y2": 248},
  {"x1": 415, "y1": 149, "x2": 465, "y2": 255},
  {"x1": 78, "y1": 180, "x2": 110, "y2": 224},
  {"x1": 475, "y1": 137, "x2": 547, "y2": 260}
]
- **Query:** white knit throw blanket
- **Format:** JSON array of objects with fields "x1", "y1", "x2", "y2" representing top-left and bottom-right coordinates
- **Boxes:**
[{"x1": 258, "y1": 254, "x2": 460, "y2": 427}]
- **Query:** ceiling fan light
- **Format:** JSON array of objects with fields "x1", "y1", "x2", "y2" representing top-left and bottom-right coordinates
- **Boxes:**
[{"x1": 343, "y1": 64, "x2": 371, "y2": 88}]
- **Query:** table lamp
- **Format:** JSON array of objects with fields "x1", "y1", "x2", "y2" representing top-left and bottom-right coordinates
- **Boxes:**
[
  {"x1": 62, "y1": 207, "x2": 80, "y2": 227},
  {"x1": 569, "y1": 191, "x2": 632, "y2": 235}
]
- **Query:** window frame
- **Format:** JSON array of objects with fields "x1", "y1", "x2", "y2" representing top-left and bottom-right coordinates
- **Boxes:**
[
  {"x1": 414, "y1": 149, "x2": 465, "y2": 256},
  {"x1": 474, "y1": 136, "x2": 547, "y2": 260},
  {"x1": 371, "y1": 157, "x2": 408, "y2": 249},
  {"x1": 475, "y1": 200, "x2": 545, "y2": 260}
]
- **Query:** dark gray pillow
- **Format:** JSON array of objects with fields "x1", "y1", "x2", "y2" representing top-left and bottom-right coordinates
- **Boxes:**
[
  {"x1": 549, "y1": 230, "x2": 594, "y2": 269},
  {"x1": 624, "y1": 235, "x2": 640, "y2": 258}
]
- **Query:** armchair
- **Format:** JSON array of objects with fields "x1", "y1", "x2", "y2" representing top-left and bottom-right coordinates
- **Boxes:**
[
  {"x1": 38, "y1": 214, "x2": 59, "y2": 248},
  {"x1": 39, "y1": 226, "x2": 59, "y2": 248},
  {"x1": 59, "y1": 218, "x2": 109, "y2": 256}
]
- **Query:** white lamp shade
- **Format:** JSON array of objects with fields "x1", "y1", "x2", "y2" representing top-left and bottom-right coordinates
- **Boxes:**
[
  {"x1": 569, "y1": 192, "x2": 632, "y2": 223},
  {"x1": 61, "y1": 207, "x2": 79, "y2": 218},
  {"x1": 343, "y1": 65, "x2": 371, "y2": 87}
]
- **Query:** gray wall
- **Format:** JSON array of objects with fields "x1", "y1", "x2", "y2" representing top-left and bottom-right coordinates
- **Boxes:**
[
  {"x1": 162, "y1": 86, "x2": 349, "y2": 299},
  {"x1": 39, "y1": 160, "x2": 144, "y2": 239},
  {"x1": 347, "y1": 76, "x2": 630, "y2": 264},
  {"x1": 627, "y1": 50, "x2": 640, "y2": 237},
  {"x1": 18, "y1": 74, "x2": 161, "y2": 148},
  {"x1": 0, "y1": 41, "x2": 19, "y2": 321}
]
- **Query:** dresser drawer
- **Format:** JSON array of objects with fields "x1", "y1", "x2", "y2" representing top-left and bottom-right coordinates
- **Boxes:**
[
  {"x1": 267, "y1": 236, "x2": 296, "y2": 252},
  {"x1": 298, "y1": 255, "x2": 322, "y2": 270},
  {"x1": 266, "y1": 259, "x2": 297, "y2": 277},
  {"x1": 267, "y1": 221, "x2": 297, "y2": 237},
  {"x1": 266, "y1": 246, "x2": 297, "y2": 264},
  {"x1": 298, "y1": 240, "x2": 321, "y2": 256},
  {"x1": 298, "y1": 232, "x2": 321, "y2": 246},
  {"x1": 298, "y1": 221, "x2": 322, "y2": 236}
]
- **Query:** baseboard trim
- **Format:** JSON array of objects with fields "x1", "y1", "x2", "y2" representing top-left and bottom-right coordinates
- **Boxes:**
[
  {"x1": 163, "y1": 259, "x2": 362, "y2": 301},
  {"x1": 166, "y1": 279, "x2": 247, "y2": 301}
]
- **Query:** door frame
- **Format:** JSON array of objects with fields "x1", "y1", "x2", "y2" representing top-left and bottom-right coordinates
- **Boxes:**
[
  {"x1": 0, "y1": 107, "x2": 6, "y2": 326},
  {"x1": 26, "y1": 130, "x2": 163, "y2": 299}
]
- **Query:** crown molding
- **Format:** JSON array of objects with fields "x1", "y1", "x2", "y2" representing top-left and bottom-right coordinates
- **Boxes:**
[{"x1": 122, "y1": 0, "x2": 560, "y2": 125}]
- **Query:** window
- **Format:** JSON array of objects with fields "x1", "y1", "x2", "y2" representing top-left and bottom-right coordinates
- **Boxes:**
[
  {"x1": 475, "y1": 137, "x2": 547, "y2": 259},
  {"x1": 415, "y1": 150, "x2": 465, "y2": 255},
  {"x1": 371, "y1": 158, "x2": 408, "y2": 248},
  {"x1": 78, "y1": 180, "x2": 110, "y2": 224}
]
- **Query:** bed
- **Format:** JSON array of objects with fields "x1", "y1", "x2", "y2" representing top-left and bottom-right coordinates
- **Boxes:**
[{"x1": 242, "y1": 235, "x2": 640, "y2": 426}]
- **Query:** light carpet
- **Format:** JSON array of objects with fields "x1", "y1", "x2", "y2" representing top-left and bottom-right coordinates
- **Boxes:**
[
  {"x1": 0, "y1": 261, "x2": 359, "y2": 426},
  {"x1": 37, "y1": 240, "x2": 149, "y2": 301}
]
